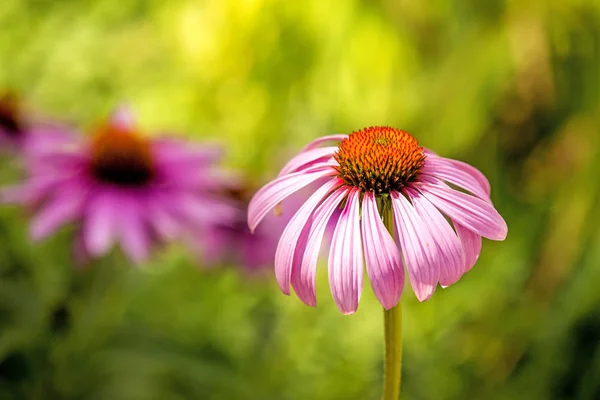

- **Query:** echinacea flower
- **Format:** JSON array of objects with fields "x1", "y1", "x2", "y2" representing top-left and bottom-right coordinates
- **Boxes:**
[
  {"x1": 3, "y1": 107, "x2": 235, "y2": 264},
  {"x1": 248, "y1": 126, "x2": 507, "y2": 314}
]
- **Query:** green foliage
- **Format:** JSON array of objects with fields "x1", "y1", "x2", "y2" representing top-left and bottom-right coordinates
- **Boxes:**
[{"x1": 0, "y1": 0, "x2": 599, "y2": 399}]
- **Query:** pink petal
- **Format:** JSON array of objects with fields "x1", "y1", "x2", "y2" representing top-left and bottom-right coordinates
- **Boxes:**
[
  {"x1": 328, "y1": 188, "x2": 364, "y2": 315},
  {"x1": 455, "y1": 222, "x2": 482, "y2": 272},
  {"x1": 292, "y1": 181, "x2": 348, "y2": 306},
  {"x1": 83, "y1": 191, "x2": 119, "y2": 257},
  {"x1": 421, "y1": 157, "x2": 491, "y2": 202},
  {"x1": 247, "y1": 166, "x2": 336, "y2": 232},
  {"x1": 165, "y1": 191, "x2": 237, "y2": 231},
  {"x1": 30, "y1": 185, "x2": 86, "y2": 241},
  {"x1": 26, "y1": 149, "x2": 86, "y2": 175},
  {"x1": 390, "y1": 191, "x2": 439, "y2": 302},
  {"x1": 274, "y1": 178, "x2": 340, "y2": 295},
  {"x1": 147, "y1": 195, "x2": 183, "y2": 241},
  {"x1": 424, "y1": 151, "x2": 491, "y2": 195},
  {"x1": 153, "y1": 139, "x2": 223, "y2": 166},
  {"x1": 361, "y1": 192, "x2": 404, "y2": 310},
  {"x1": 1, "y1": 173, "x2": 75, "y2": 205},
  {"x1": 117, "y1": 194, "x2": 151, "y2": 263},
  {"x1": 417, "y1": 180, "x2": 507, "y2": 240},
  {"x1": 405, "y1": 188, "x2": 465, "y2": 288},
  {"x1": 300, "y1": 134, "x2": 347, "y2": 152},
  {"x1": 278, "y1": 146, "x2": 338, "y2": 176}
]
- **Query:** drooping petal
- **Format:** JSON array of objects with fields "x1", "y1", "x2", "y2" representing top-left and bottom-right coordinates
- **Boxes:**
[
  {"x1": 405, "y1": 187, "x2": 465, "y2": 287},
  {"x1": 421, "y1": 156, "x2": 491, "y2": 201},
  {"x1": 292, "y1": 181, "x2": 348, "y2": 306},
  {"x1": 424, "y1": 150, "x2": 491, "y2": 195},
  {"x1": 361, "y1": 192, "x2": 404, "y2": 310},
  {"x1": 83, "y1": 190, "x2": 120, "y2": 257},
  {"x1": 455, "y1": 222, "x2": 482, "y2": 272},
  {"x1": 328, "y1": 188, "x2": 364, "y2": 314},
  {"x1": 30, "y1": 184, "x2": 86, "y2": 241},
  {"x1": 300, "y1": 134, "x2": 348, "y2": 152},
  {"x1": 417, "y1": 180, "x2": 507, "y2": 240},
  {"x1": 153, "y1": 139, "x2": 223, "y2": 166},
  {"x1": 26, "y1": 149, "x2": 86, "y2": 176},
  {"x1": 391, "y1": 191, "x2": 439, "y2": 302},
  {"x1": 171, "y1": 192, "x2": 237, "y2": 227},
  {"x1": 248, "y1": 165, "x2": 336, "y2": 232},
  {"x1": 117, "y1": 194, "x2": 151, "y2": 263},
  {"x1": 0, "y1": 174, "x2": 68, "y2": 204},
  {"x1": 278, "y1": 146, "x2": 338, "y2": 176},
  {"x1": 146, "y1": 193, "x2": 183, "y2": 241},
  {"x1": 274, "y1": 178, "x2": 340, "y2": 295}
]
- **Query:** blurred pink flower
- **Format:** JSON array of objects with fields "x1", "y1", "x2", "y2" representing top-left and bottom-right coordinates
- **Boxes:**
[
  {"x1": 248, "y1": 127, "x2": 507, "y2": 314},
  {"x1": 2, "y1": 106, "x2": 235, "y2": 264},
  {"x1": 198, "y1": 182, "x2": 298, "y2": 272},
  {"x1": 199, "y1": 180, "x2": 338, "y2": 273}
]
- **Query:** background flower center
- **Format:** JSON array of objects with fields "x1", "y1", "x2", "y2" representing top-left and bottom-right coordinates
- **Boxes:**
[
  {"x1": 0, "y1": 94, "x2": 23, "y2": 136},
  {"x1": 90, "y1": 123, "x2": 155, "y2": 186},
  {"x1": 334, "y1": 126, "x2": 425, "y2": 194}
]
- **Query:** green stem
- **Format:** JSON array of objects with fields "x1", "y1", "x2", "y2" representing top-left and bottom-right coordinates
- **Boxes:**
[
  {"x1": 382, "y1": 198, "x2": 402, "y2": 400},
  {"x1": 383, "y1": 304, "x2": 403, "y2": 400}
]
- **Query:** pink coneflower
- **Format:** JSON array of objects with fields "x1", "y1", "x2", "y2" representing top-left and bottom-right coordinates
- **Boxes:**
[
  {"x1": 248, "y1": 126, "x2": 507, "y2": 314},
  {"x1": 3, "y1": 107, "x2": 235, "y2": 263}
]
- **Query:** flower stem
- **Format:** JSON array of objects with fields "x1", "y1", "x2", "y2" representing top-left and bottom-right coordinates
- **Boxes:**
[
  {"x1": 382, "y1": 199, "x2": 402, "y2": 400},
  {"x1": 383, "y1": 304, "x2": 403, "y2": 400}
]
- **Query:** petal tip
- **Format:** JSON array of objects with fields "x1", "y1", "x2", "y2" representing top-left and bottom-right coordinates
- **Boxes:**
[{"x1": 414, "y1": 286, "x2": 436, "y2": 302}]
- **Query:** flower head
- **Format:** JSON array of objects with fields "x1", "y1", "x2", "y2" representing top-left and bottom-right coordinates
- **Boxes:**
[
  {"x1": 3, "y1": 106, "x2": 235, "y2": 264},
  {"x1": 248, "y1": 127, "x2": 507, "y2": 314}
]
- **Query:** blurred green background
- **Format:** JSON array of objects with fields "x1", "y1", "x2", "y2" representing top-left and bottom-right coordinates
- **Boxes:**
[{"x1": 1, "y1": 0, "x2": 599, "y2": 399}]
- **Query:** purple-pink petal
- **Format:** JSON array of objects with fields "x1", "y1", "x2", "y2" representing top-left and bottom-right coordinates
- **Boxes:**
[
  {"x1": 247, "y1": 166, "x2": 336, "y2": 232},
  {"x1": 406, "y1": 188, "x2": 465, "y2": 287},
  {"x1": 292, "y1": 180, "x2": 348, "y2": 306},
  {"x1": 83, "y1": 191, "x2": 119, "y2": 257},
  {"x1": 118, "y1": 194, "x2": 150, "y2": 263},
  {"x1": 421, "y1": 157, "x2": 491, "y2": 202},
  {"x1": 328, "y1": 188, "x2": 363, "y2": 315},
  {"x1": 274, "y1": 178, "x2": 340, "y2": 295},
  {"x1": 300, "y1": 134, "x2": 348, "y2": 152},
  {"x1": 425, "y1": 151, "x2": 491, "y2": 196},
  {"x1": 278, "y1": 146, "x2": 338, "y2": 176},
  {"x1": 391, "y1": 191, "x2": 439, "y2": 302},
  {"x1": 30, "y1": 186, "x2": 85, "y2": 241},
  {"x1": 153, "y1": 139, "x2": 223, "y2": 167},
  {"x1": 147, "y1": 195, "x2": 182, "y2": 241},
  {"x1": 361, "y1": 192, "x2": 404, "y2": 310},
  {"x1": 417, "y1": 180, "x2": 507, "y2": 240},
  {"x1": 455, "y1": 222, "x2": 482, "y2": 272}
]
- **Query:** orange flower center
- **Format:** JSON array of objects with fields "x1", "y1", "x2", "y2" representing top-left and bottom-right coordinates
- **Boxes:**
[
  {"x1": 334, "y1": 126, "x2": 425, "y2": 194},
  {"x1": 0, "y1": 93, "x2": 23, "y2": 136},
  {"x1": 90, "y1": 121, "x2": 155, "y2": 186}
]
